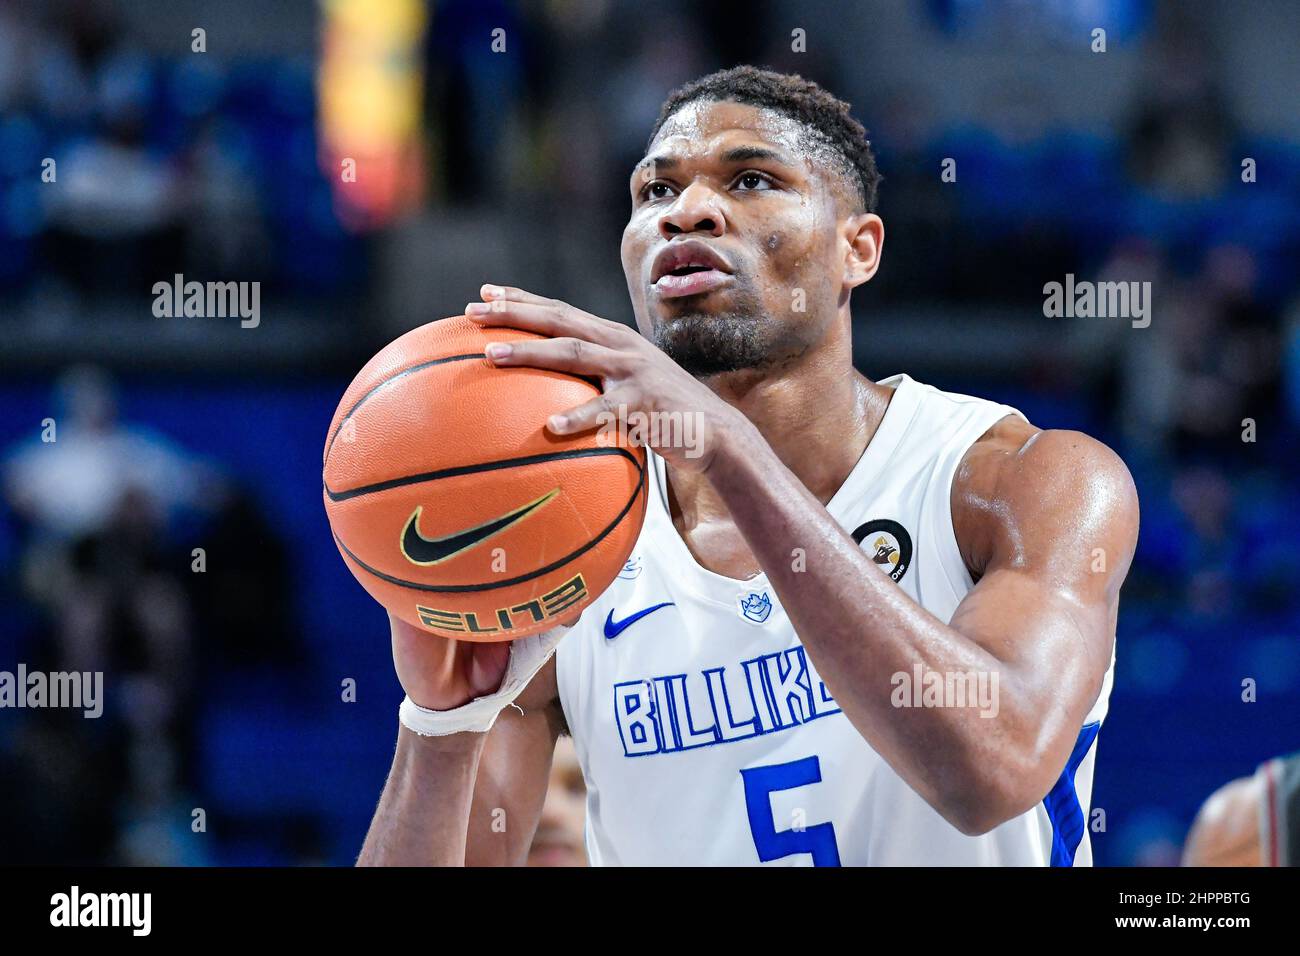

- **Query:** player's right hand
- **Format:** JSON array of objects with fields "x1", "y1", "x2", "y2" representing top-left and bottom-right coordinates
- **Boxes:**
[{"x1": 389, "y1": 612, "x2": 512, "y2": 710}]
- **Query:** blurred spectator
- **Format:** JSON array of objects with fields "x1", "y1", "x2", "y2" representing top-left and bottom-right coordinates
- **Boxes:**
[
  {"x1": 1126, "y1": 19, "x2": 1235, "y2": 201},
  {"x1": 186, "y1": 486, "x2": 302, "y2": 670},
  {"x1": 3, "y1": 366, "x2": 209, "y2": 546}
]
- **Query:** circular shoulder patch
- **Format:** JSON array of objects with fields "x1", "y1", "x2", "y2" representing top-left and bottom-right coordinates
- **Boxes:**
[{"x1": 851, "y1": 519, "x2": 913, "y2": 583}]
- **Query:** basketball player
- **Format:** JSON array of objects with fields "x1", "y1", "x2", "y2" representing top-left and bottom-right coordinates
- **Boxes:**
[
  {"x1": 358, "y1": 67, "x2": 1139, "y2": 866},
  {"x1": 1183, "y1": 752, "x2": 1300, "y2": 866}
]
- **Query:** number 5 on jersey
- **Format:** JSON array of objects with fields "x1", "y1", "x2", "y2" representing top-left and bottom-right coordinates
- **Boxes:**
[{"x1": 741, "y1": 756, "x2": 841, "y2": 866}]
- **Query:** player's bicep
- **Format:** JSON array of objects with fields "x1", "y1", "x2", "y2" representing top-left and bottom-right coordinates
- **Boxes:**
[
  {"x1": 465, "y1": 656, "x2": 563, "y2": 866},
  {"x1": 948, "y1": 565, "x2": 1111, "y2": 723},
  {"x1": 947, "y1": 428, "x2": 1137, "y2": 784},
  {"x1": 952, "y1": 425, "x2": 1136, "y2": 666}
]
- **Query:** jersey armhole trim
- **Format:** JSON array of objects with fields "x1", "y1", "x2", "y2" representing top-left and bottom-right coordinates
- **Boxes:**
[{"x1": 936, "y1": 407, "x2": 1025, "y2": 599}]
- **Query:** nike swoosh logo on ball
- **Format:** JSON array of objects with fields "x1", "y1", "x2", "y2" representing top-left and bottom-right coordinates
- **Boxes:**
[{"x1": 400, "y1": 488, "x2": 560, "y2": 566}]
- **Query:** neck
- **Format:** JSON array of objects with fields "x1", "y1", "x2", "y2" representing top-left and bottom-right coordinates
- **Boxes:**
[{"x1": 667, "y1": 317, "x2": 893, "y2": 527}]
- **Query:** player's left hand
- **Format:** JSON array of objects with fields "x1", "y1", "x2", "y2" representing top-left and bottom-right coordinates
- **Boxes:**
[{"x1": 466, "y1": 284, "x2": 747, "y2": 474}]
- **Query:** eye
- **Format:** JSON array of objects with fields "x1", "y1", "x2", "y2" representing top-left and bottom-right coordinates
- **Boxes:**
[
  {"x1": 639, "y1": 180, "x2": 676, "y2": 202},
  {"x1": 732, "y1": 171, "x2": 775, "y2": 192}
]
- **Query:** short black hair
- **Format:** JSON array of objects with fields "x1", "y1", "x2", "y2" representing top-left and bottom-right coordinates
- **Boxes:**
[{"x1": 648, "y1": 65, "x2": 880, "y2": 213}]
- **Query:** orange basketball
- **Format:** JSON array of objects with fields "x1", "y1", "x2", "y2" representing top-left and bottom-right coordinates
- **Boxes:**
[{"x1": 323, "y1": 316, "x2": 647, "y2": 641}]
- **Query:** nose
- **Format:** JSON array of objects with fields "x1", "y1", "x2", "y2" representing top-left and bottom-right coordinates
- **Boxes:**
[{"x1": 658, "y1": 182, "x2": 726, "y2": 240}]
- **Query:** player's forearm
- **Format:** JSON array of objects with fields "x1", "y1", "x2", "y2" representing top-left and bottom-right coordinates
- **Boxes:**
[
  {"x1": 703, "y1": 424, "x2": 1047, "y2": 831},
  {"x1": 358, "y1": 726, "x2": 486, "y2": 866}
]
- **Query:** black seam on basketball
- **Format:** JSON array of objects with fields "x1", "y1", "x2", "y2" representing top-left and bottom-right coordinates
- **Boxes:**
[
  {"x1": 323, "y1": 352, "x2": 483, "y2": 466},
  {"x1": 332, "y1": 451, "x2": 645, "y2": 593},
  {"x1": 324, "y1": 446, "x2": 640, "y2": 502},
  {"x1": 323, "y1": 347, "x2": 603, "y2": 468}
]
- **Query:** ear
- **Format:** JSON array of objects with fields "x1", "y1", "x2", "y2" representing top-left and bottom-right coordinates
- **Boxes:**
[{"x1": 842, "y1": 213, "x2": 884, "y2": 289}]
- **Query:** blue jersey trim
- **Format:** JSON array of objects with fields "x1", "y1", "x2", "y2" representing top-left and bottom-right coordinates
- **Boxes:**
[{"x1": 1043, "y1": 721, "x2": 1102, "y2": 866}]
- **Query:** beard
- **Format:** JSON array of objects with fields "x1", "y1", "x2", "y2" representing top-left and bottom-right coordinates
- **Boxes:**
[{"x1": 651, "y1": 287, "x2": 808, "y2": 377}]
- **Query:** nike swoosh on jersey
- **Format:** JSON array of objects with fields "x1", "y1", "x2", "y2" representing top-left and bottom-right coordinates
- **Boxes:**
[
  {"x1": 604, "y1": 602, "x2": 674, "y2": 640},
  {"x1": 400, "y1": 488, "x2": 559, "y2": 566}
]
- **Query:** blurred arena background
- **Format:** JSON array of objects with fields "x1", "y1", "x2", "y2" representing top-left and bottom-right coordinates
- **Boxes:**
[{"x1": 1, "y1": 0, "x2": 1298, "y2": 865}]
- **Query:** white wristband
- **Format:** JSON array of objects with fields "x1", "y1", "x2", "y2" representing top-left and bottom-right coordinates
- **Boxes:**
[{"x1": 398, "y1": 626, "x2": 567, "y2": 737}]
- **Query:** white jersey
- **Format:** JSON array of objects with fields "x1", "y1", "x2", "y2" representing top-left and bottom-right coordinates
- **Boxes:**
[{"x1": 556, "y1": 374, "x2": 1114, "y2": 866}]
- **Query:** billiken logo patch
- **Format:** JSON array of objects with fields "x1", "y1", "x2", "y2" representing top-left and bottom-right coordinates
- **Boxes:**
[
  {"x1": 852, "y1": 519, "x2": 913, "y2": 583},
  {"x1": 738, "y1": 591, "x2": 773, "y2": 624}
]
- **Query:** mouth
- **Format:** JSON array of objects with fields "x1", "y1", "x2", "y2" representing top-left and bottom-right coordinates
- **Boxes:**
[{"x1": 650, "y1": 240, "x2": 735, "y2": 300}]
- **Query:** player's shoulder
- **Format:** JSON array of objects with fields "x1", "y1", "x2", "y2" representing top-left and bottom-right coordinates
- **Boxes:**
[{"x1": 951, "y1": 418, "x2": 1139, "y2": 578}]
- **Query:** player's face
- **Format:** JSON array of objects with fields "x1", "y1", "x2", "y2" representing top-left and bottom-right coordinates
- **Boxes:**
[{"x1": 621, "y1": 100, "x2": 848, "y2": 377}]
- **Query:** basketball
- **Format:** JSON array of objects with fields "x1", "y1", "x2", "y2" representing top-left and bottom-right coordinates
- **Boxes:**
[{"x1": 322, "y1": 316, "x2": 647, "y2": 641}]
